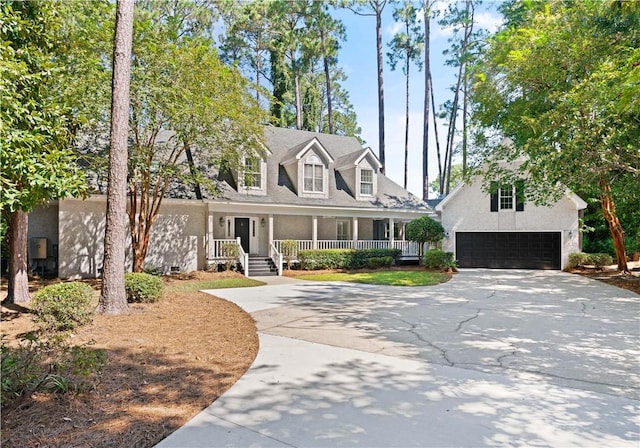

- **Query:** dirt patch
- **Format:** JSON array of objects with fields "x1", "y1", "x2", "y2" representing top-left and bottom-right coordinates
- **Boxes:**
[
  {"x1": 1, "y1": 271, "x2": 259, "y2": 448},
  {"x1": 570, "y1": 261, "x2": 640, "y2": 296}
]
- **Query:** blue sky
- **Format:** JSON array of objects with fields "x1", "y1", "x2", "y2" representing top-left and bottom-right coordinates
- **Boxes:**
[{"x1": 331, "y1": 1, "x2": 504, "y2": 198}]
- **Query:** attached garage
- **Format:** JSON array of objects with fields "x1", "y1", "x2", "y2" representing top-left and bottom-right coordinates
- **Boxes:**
[{"x1": 455, "y1": 232, "x2": 561, "y2": 270}]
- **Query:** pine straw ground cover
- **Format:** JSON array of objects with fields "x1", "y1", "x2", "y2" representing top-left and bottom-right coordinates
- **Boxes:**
[{"x1": 1, "y1": 271, "x2": 259, "y2": 448}]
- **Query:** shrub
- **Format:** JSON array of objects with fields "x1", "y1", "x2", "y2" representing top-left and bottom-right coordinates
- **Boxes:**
[
  {"x1": 1, "y1": 334, "x2": 106, "y2": 408},
  {"x1": 298, "y1": 248, "x2": 401, "y2": 270},
  {"x1": 567, "y1": 252, "x2": 613, "y2": 269},
  {"x1": 280, "y1": 240, "x2": 298, "y2": 269},
  {"x1": 299, "y1": 249, "x2": 353, "y2": 270},
  {"x1": 124, "y1": 272, "x2": 164, "y2": 303},
  {"x1": 366, "y1": 256, "x2": 393, "y2": 269},
  {"x1": 567, "y1": 252, "x2": 590, "y2": 269},
  {"x1": 423, "y1": 249, "x2": 456, "y2": 270},
  {"x1": 221, "y1": 242, "x2": 240, "y2": 271},
  {"x1": 590, "y1": 253, "x2": 613, "y2": 268},
  {"x1": 32, "y1": 282, "x2": 94, "y2": 333}
]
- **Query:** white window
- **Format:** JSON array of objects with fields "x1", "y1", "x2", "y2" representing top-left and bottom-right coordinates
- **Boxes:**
[
  {"x1": 243, "y1": 158, "x2": 261, "y2": 188},
  {"x1": 303, "y1": 157, "x2": 324, "y2": 192},
  {"x1": 360, "y1": 169, "x2": 373, "y2": 195},
  {"x1": 499, "y1": 184, "x2": 514, "y2": 210},
  {"x1": 337, "y1": 220, "x2": 350, "y2": 240}
]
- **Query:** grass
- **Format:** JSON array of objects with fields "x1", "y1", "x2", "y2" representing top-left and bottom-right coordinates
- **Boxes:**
[
  {"x1": 166, "y1": 277, "x2": 265, "y2": 292},
  {"x1": 293, "y1": 270, "x2": 451, "y2": 286}
]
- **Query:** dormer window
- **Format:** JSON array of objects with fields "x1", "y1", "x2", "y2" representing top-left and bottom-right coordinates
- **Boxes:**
[
  {"x1": 303, "y1": 155, "x2": 324, "y2": 192},
  {"x1": 499, "y1": 183, "x2": 514, "y2": 210},
  {"x1": 360, "y1": 169, "x2": 373, "y2": 195},
  {"x1": 243, "y1": 158, "x2": 261, "y2": 188}
]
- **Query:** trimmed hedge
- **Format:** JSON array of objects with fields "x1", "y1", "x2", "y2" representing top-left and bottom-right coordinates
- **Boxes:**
[
  {"x1": 423, "y1": 249, "x2": 456, "y2": 270},
  {"x1": 32, "y1": 282, "x2": 94, "y2": 333},
  {"x1": 124, "y1": 272, "x2": 164, "y2": 303},
  {"x1": 298, "y1": 248, "x2": 401, "y2": 270}
]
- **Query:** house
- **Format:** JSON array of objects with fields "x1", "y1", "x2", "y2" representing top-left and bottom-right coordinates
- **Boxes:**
[
  {"x1": 27, "y1": 126, "x2": 435, "y2": 278},
  {"x1": 434, "y1": 174, "x2": 587, "y2": 270}
]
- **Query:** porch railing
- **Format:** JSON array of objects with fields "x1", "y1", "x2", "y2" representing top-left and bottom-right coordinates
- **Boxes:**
[
  {"x1": 273, "y1": 240, "x2": 423, "y2": 257},
  {"x1": 269, "y1": 242, "x2": 283, "y2": 276},
  {"x1": 207, "y1": 237, "x2": 248, "y2": 276}
]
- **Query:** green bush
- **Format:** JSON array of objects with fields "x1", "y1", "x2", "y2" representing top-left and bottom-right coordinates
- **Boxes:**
[
  {"x1": 32, "y1": 282, "x2": 94, "y2": 333},
  {"x1": 423, "y1": 249, "x2": 456, "y2": 270},
  {"x1": 281, "y1": 240, "x2": 298, "y2": 269},
  {"x1": 299, "y1": 249, "x2": 353, "y2": 270},
  {"x1": 567, "y1": 252, "x2": 589, "y2": 269},
  {"x1": 1, "y1": 335, "x2": 106, "y2": 407},
  {"x1": 221, "y1": 242, "x2": 240, "y2": 271},
  {"x1": 366, "y1": 256, "x2": 394, "y2": 269},
  {"x1": 567, "y1": 252, "x2": 613, "y2": 269},
  {"x1": 590, "y1": 253, "x2": 613, "y2": 268},
  {"x1": 124, "y1": 272, "x2": 164, "y2": 303},
  {"x1": 298, "y1": 248, "x2": 401, "y2": 270}
]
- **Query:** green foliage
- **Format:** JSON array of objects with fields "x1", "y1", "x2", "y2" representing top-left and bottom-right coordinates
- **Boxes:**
[
  {"x1": 221, "y1": 242, "x2": 240, "y2": 271},
  {"x1": 0, "y1": 1, "x2": 88, "y2": 215},
  {"x1": 124, "y1": 272, "x2": 164, "y2": 303},
  {"x1": 366, "y1": 256, "x2": 394, "y2": 269},
  {"x1": 299, "y1": 249, "x2": 353, "y2": 270},
  {"x1": 32, "y1": 282, "x2": 94, "y2": 333},
  {"x1": 1, "y1": 335, "x2": 106, "y2": 408},
  {"x1": 280, "y1": 239, "x2": 298, "y2": 269},
  {"x1": 423, "y1": 249, "x2": 457, "y2": 270},
  {"x1": 298, "y1": 248, "x2": 401, "y2": 270},
  {"x1": 406, "y1": 217, "x2": 445, "y2": 245},
  {"x1": 566, "y1": 252, "x2": 614, "y2": 269}
]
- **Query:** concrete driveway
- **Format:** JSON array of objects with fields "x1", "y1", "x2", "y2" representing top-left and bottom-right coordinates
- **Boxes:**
[{"x1": 157, "y1": 269, "x2": 640, "y2": 447}]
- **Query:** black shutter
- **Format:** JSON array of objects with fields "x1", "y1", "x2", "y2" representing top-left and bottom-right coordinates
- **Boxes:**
[
  {"x1": 515, "y1": 180, "x2": 525, "y2": 211},
  {"x1": 490, "y1": 181, "x2": 498, "y2": 212}
]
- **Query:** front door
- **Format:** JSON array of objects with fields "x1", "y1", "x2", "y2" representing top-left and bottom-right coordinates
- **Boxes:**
[{"x1": 235, "y1": 218, "x2": 250, "y2": 253}]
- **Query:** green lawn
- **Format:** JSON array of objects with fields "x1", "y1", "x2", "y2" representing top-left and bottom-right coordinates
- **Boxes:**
[
  {"x1": 293, "y1": 270, "x2": 451, "y2": 286},
  {"x1": 166, "y1": 277, "x2": 265, "y2": 292}
]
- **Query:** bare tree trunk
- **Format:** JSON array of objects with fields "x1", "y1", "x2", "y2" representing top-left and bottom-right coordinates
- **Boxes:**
[
  {"x1": 600, "y1": 179, "x2": 629, "y2": 273},
  {"x1": 430, "y1": 73, "x2": 443, "y2": 195},
  {"x1": 294, "y1": 72, "x2": 302, "y2": 130},
  {"x1": 403, "y1": 57, "x2": 410, "y2": 190},
  {"x1": 376, "y1": 9, "x2": 386, "y2": 172},
  {"x1": 323, "y1": 54, "x2": 334, "y2": 134},
  {"x1": 98, "y1": 0, "x2": 134, "y2": 315},
  {"x1": 422, "y1": 3, "x2": 431, "y2": 201},
  {"x1": 3, "y1": 210, "x2": 30, "y2": 304}
]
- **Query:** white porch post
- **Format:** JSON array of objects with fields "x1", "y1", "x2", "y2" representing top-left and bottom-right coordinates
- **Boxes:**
[
  {"x1": 312, "y1": 216, "x2": 318, "y2": 249},
  {"x1": 268, "y1": 214, "x2": 274, "y2": 246},
  {"x1": 389, "y1": 217, "x2": 395, "y2": 247},
  {"x1": 352, "y1": 216, "x2": 358, "y2": 248},
  {"x1": 206, "y1": 212, "x2": 214, "y2": 259}
]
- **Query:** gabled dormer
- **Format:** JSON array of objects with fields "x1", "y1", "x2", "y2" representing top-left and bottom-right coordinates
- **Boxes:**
[
  {"x1": 334, "y1": 147, "x2": 382, "y2": 201},
  {"x1": 280, "y1": 138, "x2": 334, "y2": 199}
]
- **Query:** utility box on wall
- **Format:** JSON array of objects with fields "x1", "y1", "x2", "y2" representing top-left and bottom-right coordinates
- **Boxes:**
[{"x1": 30, "y1": 237, "x2": 48, "y2": 260}]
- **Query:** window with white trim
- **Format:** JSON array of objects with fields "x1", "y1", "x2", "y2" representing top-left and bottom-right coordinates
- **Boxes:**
[
  {"x1": 243, "y1": 158, "x2": 261, "y2": 188},
  {"x1": 360, "y1": 169, "x2": 373, "y2": 195},
  {"x1": 499, "y1": 184, "x2": 514, "y2": 210},
  {"x1": 303, "y1": 155, "x2": 324, "y2": 192}
]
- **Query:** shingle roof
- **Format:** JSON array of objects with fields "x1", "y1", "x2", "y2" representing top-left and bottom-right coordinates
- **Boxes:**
[{"x1": 211, "y1": 126, "x2": 432, "y2": 212}]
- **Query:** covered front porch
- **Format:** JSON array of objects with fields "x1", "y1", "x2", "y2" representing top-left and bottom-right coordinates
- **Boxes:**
[{"x1": 205, "y1": 204, "x2": 432, "y2": 275}]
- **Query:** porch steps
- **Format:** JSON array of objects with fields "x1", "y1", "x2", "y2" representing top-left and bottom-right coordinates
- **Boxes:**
[{"x1": 248, "y1": 256, "x2": 278, "y2": 276}]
